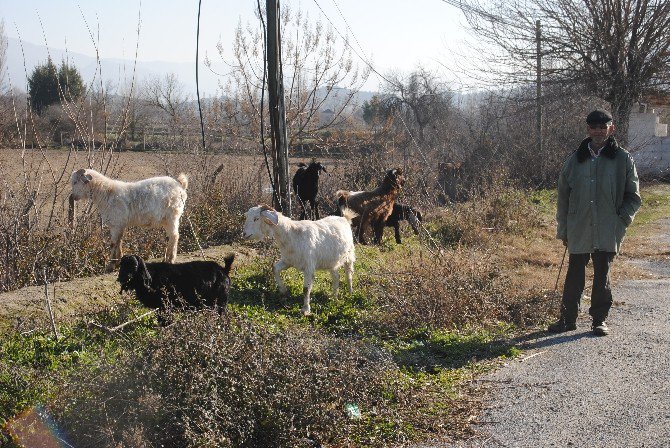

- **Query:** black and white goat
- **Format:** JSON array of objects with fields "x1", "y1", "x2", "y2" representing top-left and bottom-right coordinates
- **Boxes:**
[
  {"x1": 384, "y1": 203, "x2": 423, "y2": 244},
  {"x1": 292, "y1": 160, "x2": 327, "y2": 220},
  {"x1": 117, "y1": 254, "x2": 234, "y2": 323}
]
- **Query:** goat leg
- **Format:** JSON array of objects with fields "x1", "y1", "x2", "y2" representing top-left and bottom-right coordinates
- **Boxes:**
[
  {"x1": 301, "y1": 269, "x2": 315, "y2": 315},
  {"x1": 372, "y1": 219, "x2": 385, "y2": 245},
  {"x1": 273, "y1": 259, "x2": 289, "y2": 295},
  {"x1": 394, "y1": 223, "x2": 402, "y2": 244},
  {"x1": 330, "y1": 268, "x2": 340, "y2": 298},
  {"x1": 106, "y1": 227, "x2": 125, "y2": 272},
  {"x1": 164, "y1": 220, "x2": 180, "y2": 263},
  {"x1": 345, "y1": 261, "x2": 354, "y2": 294}
]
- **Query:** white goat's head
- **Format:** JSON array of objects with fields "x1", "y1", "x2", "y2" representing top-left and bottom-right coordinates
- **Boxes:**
[
  {"x1": 242, "y1": 205, "x2": 279, "y2": 241},
  {"x1": 70, "y1": 168, "x2": 93, "y2": 201}
]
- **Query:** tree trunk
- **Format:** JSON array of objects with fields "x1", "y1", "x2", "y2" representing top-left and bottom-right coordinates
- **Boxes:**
[{"x1": 610, "y1": 99, "x2": 633, "y2": 148}]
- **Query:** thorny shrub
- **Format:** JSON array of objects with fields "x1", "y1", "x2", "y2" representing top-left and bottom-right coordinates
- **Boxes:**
[
  {"x1": 54, "y1": 312, "x2": 412, "y2": 448},
  {"x1": 0, "y1": 157, "x2": 261, "y2": 292},
  {"x1": 357, "y1": 249, "x2": 554, "y2": 340},
  {"x1": 429, "y1": 182, "x2": 544, "y2": 248}
]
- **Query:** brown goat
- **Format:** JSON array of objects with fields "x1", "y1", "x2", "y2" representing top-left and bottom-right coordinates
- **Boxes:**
[{"x1": 336, "y1": 168, "x2": 405, "y2": 244}]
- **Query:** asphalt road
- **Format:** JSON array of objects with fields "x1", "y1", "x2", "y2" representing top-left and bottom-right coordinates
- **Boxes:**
[{"x1": 417, "y1": 234, "x2": 670, "y2": 447}]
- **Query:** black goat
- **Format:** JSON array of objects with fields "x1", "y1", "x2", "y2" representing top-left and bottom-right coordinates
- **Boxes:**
[
  {"x1": 292, "y1": 160, "x2": 327, "y2": 220},
  {"x1": 384, "y1": 203, "x2": 423, "y2": 244},
  {"x1": 117, "y1": 254, "x2": 234, "y2": 323}
]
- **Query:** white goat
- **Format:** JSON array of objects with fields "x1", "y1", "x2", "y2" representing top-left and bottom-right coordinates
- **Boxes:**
[
  {"x1": 70, "y1": 168, "x2": 188, "y2": 270},
  {"x1": 242, "y1": 205, "x2": 356, "y2": 315}
]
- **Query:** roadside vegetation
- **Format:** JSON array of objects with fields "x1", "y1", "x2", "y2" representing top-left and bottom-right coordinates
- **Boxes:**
[
  {"x1": 2, "y1": 3, "x2": 669, "y2": 444},
  {"x1": 0, "y1": 178, "x2": 553, "y2": 446},
  {"x1": 3, "y1": 179, "x2": 666, "y2": 447}
]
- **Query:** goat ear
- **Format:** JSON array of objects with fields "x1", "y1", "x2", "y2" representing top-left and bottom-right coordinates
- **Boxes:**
[
  {"x1": 261, "y1": 209, "x2": 279, "y2": 226},
  {"x1": 134, "y1": 255, "x2": 152, "y2": 289},
  {"x1": 320, "y1": 165, "x2": 327, "y2": 173},
  {"x1": 74, "y1": 169, "x2": 92, "y2": 184}
]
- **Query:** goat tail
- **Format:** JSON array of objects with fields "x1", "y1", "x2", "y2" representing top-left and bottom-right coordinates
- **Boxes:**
[
  {"x1": 222, "y1": 253, "x2": 235, "y2": 273},
  {"x1": 177, "y1": 173, "x2": 189, "y2": 190},
  {"x1": 340, "y1": 207, "x2": 357, "y2": 224}
]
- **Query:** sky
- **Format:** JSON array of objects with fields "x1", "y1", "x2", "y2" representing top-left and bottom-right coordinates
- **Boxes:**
[{"x1": 0, "y1": 0, "x2": 471, "y2": 92}]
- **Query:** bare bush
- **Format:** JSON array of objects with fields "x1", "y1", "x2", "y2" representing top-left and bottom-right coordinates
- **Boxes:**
[{"x1": 55, "y1": 312, "x2": 406, "y2": 447}]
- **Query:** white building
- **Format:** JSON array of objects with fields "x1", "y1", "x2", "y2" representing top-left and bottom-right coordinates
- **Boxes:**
[
  {"x1": 629, "y1": 102, "x2": 670, "y2": 179},
  {"x1": 628, "y1": 103, "x2": 668, "y2": 150}
]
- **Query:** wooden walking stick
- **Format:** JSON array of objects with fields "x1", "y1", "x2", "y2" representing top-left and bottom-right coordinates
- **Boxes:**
[{"x1": 555, "y1": 246, "x2": 568, "y2": 291}]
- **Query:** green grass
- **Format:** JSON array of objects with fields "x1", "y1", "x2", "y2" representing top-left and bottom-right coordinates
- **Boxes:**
[
  {"x1": 0, "y1": 304, "x2": 156, "y2": 430},
  {"x1": 0, "y1": 188, "x2": 586, "y2": 445},
  {"x1": 630, "y1": 183, "x2": 670, "y2": 231},
  {"x1": 529, "y1": 188, "x2": 558, "y2": 220}
]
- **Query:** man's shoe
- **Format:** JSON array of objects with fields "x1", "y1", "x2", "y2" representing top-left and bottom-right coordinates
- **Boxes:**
[
  {"x1": 547, "y1": 320, "x2": 577, "y2": 333},
  {"x1": 592, "y1": 321, "x2": 609, "y2": 336}
]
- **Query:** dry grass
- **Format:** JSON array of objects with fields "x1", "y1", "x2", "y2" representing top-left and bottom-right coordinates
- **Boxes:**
[
  {"x1": 2, "y1": 144, "x2": 668, "y2": 447},
  {"x1": 54, "y1": 311, "x2": 407, "y2": 448}
]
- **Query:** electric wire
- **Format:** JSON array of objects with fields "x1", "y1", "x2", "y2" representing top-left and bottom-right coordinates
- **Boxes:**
[{"x1": 309, "y1": 0, "x2": 401, "y2": 89}]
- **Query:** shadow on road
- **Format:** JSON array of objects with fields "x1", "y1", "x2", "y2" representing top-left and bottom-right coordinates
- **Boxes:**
[{"x1": 509, "y1": 329, "x2": 594, "y2": 351}]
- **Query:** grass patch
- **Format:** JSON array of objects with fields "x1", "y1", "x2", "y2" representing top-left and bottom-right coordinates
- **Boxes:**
[
  {"x1": 10, "y1": 183, "x2": 667, "y2": 446},
  {"x1": 0, "y1": 303, "x2": 156, "y2": 444},
  {"x1": 629, "y1": 182, "x2": 670, "y2": 231}
]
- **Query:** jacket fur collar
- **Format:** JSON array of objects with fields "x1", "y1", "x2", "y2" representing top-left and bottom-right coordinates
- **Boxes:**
[{"x1": 576, "y1": 136, "x2": 620, "y2": 163}]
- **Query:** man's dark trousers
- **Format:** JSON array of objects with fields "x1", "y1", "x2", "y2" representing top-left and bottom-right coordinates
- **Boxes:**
[{"x1": 560, "y1": 251, "x2": 616, "y2": 325}]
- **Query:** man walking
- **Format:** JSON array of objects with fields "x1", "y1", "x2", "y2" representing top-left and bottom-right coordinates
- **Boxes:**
[{"x1": 549, "y1": 109, "x2": 641, "y2": 336}]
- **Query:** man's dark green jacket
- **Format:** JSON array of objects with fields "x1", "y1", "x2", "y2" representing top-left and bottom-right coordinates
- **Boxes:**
[{"x1": 556, "y1": 136, "x2": 641, "y2": 254}]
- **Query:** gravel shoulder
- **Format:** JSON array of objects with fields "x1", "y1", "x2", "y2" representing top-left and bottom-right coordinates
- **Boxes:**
[
  {"x1": 0, "y1": 244, "x2": 248, "y2": 332},
  {"x1": 428, "y1": 219, "x2": 670, "y2": 448}
]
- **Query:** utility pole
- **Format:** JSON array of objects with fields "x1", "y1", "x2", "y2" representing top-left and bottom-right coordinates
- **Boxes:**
[
  {"x1": 266, "y1": 0, "x2": 291, "y2": 216},
  {"x1": 536, "y1": 20, "x2": 543, "y2": 157}
]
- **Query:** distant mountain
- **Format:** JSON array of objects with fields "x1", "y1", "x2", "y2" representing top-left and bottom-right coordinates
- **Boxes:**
[
  {"x1": 5, "y1": 37, "x2": 380, "y2": 109},
  {"x1": 5, "y1": 37, "x2": 222, "y2": 96}
]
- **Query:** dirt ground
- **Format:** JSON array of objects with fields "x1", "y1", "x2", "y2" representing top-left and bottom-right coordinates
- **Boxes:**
[{"x1": 0, "y1": 243, "x2": 262, "y2": 333}]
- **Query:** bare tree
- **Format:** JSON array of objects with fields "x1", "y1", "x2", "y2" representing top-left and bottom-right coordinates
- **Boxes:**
[
  {"x1": 0, "y1": 20, "x2": 7, "y2": 90},
  {"x1": 211, "y1": 5, "x2": 370, "y2": 150},
  {"x1": 452, "y1": 0, "x2": 670, "y2": 143},
  {"x1": 0, "y1": 20, "x2": 13, "y2": 144},
  {"x1": 143, "y1": 73, "x2": 195, "y2": 149},
  {"x1": 382, "y1": 68, "x2": 456, "y2": 147}
]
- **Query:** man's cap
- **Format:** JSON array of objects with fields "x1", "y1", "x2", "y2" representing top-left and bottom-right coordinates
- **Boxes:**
[{"x1": 586, "y1": 109, "x2": 613, "y2": 125}]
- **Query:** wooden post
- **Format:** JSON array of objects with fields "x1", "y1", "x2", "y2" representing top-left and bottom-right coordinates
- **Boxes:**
[
  {"x1": 536, "y1": 20, "x2": 543, "y2": 156},
  {"x1": 266, "y1": 0, "x2": 292, "y2": 217}
]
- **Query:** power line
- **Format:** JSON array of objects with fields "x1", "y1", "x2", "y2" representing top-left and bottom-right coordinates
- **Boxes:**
[
  {"x1": 329, "y1": 0, "x2": 372, "y2": 69},
  {"x1": 310, "y1": 0, "x2": 438, "y2": 172},
  {"x1": 309, "y1": 0, "x2": 400, "y2": 89}
]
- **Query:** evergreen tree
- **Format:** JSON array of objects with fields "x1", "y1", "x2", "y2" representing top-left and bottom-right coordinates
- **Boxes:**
[
  {"x1": 28, "y1": 58, "x2": 85, "y2": 114},
  {"x1": 58, "y1": 62, "x2": 85, "y2": 102}
]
